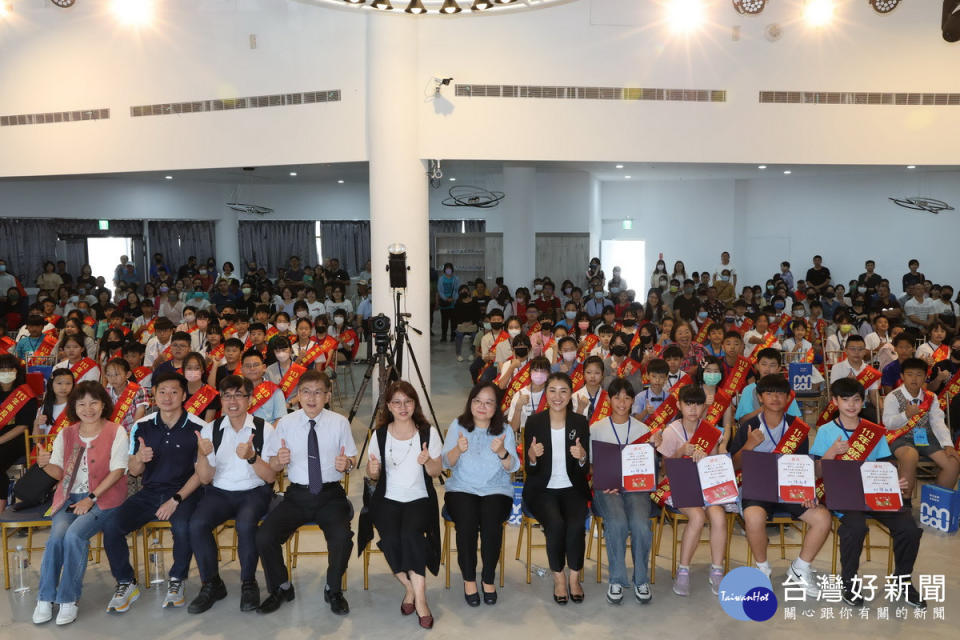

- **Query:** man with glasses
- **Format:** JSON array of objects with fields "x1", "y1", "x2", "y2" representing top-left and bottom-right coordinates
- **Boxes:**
[
  {"x1": 187, "y1": 375, "x2": 277, "y2": 614},
  {"x1": 104, "y1": 371, "x2": 207, "y2": 613},
  {"x1": 255, "y1": 370, "x2": 357, "y2": 616},
  {"x1": 240, "y1": 349, "x2": 287, "y2": 425}
]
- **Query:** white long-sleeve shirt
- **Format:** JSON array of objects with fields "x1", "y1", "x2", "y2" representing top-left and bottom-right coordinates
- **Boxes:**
[{"x1": 882, "y1": 385, "x2": 952, "y2": 448}]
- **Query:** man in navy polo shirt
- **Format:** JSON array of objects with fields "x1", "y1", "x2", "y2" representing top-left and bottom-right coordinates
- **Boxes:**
[{"x1": 103, "y1": 371, "x2": 207, "y2": 614}]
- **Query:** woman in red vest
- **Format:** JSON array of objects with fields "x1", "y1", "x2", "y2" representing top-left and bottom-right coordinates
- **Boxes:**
[{"x1": 32, "y1": 381, "x2": 129, "y2": 626}]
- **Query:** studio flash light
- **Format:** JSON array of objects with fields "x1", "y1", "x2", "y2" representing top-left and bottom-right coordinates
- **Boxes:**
[
  {"x1": 944, "y1": 0, "x2": 960, "y2": 42},
  {"x1": 387, "y1": 243, "x2": 409, "y2": 289}
]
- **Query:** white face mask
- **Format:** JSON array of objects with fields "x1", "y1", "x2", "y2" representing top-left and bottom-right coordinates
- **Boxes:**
[
  {"x1": 562, "y1": 350, "x2": 577, "y2": 363},
  {"x1": 296, "y1": 311, "x2": 308, "y2": 318},
  {"x1": 534, "y1": 284, "x2": 543, "y2": 292},
  {"x1": 276, "y1": 322, "x2": 289, "y2": 332},
  {"x1": 183, "y1": 314, "x2": 195, "y2": 324},
  {"x1": 507, "y1": 328, "x2": 521, "y2": 338},
  {"x1": 0, "y1": 371, "x2": 16, "y2": 384},
  {"x1": 275, "y1": 351, "x2": 291, "y2": 363},
  {"x1": 184, "y1": 370, "x2": 202, "y2": 382},
  {"x1": 333, "y1": 316, "x2": 344, "y2": 326}
]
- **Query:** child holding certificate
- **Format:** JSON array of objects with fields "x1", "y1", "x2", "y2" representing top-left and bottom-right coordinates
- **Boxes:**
[
  {"x1": 589, "y1": 379, "x2": 662, "y2": 605},
  {"x1": 811, "y1": 378, "x2": 925, "y2": 609},
  {"x1": 729, "y1": 374, "x2": 830, "y2": 595},
  {"x1": 656, "y1": 385, "x2": 727, "y2": 597}
]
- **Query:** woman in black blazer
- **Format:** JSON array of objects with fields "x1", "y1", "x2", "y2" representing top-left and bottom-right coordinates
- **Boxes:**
[{"x1": 522, "y1": 372, "x2": 590, "y2": 605}]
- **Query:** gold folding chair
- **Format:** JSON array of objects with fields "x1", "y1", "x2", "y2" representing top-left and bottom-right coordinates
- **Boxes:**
[
  {"x1": 653, "y1": 506, "x2": 733, "y2": 578},
  {"x1": 441, "y1": 512, "x2": 506, "y2": 588},
  {"x1": 587, "y1": 514, "x2": 659, "y2": 585},
  {"x1": 830, "y1": 515, "x2": 893, "y2": 575}
]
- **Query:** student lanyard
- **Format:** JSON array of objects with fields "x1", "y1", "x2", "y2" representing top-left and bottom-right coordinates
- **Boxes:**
[
  {"x1": 833, "y1": 419, "x2": 853, "y2": 439},
  {"x1": 24, "y1": 336, "x2": 41, "y2": 351},
  {"x1": 759, "y1": 413, "x2": 786, "y2": 445},
  {"x1": 608, "y1": 417, "x2": 632, "y2": 448},
  {"x1": 588, "y1": 390, "x2": 599, "y2": 416},
  {"x1": 530, "y1": 389, "x2": 540, "y2": 414}
]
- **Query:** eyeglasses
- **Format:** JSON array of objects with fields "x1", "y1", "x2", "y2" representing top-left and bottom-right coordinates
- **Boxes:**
[
  {"x1": 221, "y1": 393, "x2": 250, "y2": 400},
  {"x1": 471, "y1": 398, "x2": 496, "y2": 409},
  {"x1": 299, "y1": 388, "x2": 330, "y2": 397},
  {"x1": 389, "y1": 399, "x2": 415, "y2": 408}
]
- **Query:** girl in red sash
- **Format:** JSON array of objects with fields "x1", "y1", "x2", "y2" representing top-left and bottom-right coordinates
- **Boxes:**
[
  {"x1": 0, "y1": 355, "x2": 39, "y2": 512},
  {"x1": 697, "y1": 357, "x2": 735, "y2": 453},
  {"x1": 508, "y1": 357, "x2": 552, "y2": 431},
  {"x1": 183, "y1": 352, "x2": 220, "y2": 422},
  {"x1": 36, "y1": 368, "x2": 75, "y2": 441},
  {"x1": 53, "y1": 334, "x2": 101, "y2": 384},
  {"x1": 103, "y1": 359, "x2": 148, "y2": 431},
  {"x1": 291, "y1": 317, "x2": 316, "y2": 362}
]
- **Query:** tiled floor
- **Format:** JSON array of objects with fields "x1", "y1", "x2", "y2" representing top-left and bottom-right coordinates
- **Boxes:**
[{"x1": 2, "y1": 337, "x2": 958, "y2": 637}]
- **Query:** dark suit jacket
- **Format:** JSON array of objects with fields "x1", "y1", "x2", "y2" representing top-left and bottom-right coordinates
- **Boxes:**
[{"x1": 522, "y1": 410, "x2": 591, "y2": 501}]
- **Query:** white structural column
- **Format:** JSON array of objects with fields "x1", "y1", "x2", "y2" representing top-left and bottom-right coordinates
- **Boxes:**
[
  {"x1": 502, "y1": 164, "x2": 536, "y2": 289},
  {"x1": 367, "y1": 14, "x2": 431, "y2": 393},
  {"x1": 215, "y1": 208, "x2": 240, "y2": 272}
]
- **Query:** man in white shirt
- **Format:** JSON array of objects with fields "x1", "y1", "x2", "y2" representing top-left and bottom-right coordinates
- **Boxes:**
[
  {"x1": 903, "y1": 284, "x2": 937, "y2": 331},
  {"x1": 881, "y1": 357, "x2": 959, "y2": 495},
  {"x1": 256, "y1": 370, "x2": 357, "y2": 616},
  {"x1": 188, "y1": 375, "x2": 277, "y2": 614}
]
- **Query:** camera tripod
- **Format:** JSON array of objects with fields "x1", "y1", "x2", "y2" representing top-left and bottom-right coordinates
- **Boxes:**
[{"x1": 349, "y1": 290, "x2": 442, "y2": 464}]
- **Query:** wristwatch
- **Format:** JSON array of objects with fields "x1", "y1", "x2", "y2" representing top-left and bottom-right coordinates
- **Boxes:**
[
  {"x1": 172, "y1": 493, "x2": 183, "y2": 504},
  {"x1": 87, "y1": 492, "x2": 97, "y2": 503},
  {"x1": 498, "y1": 450, "x2": 510, "y2": 460},
  {"x1": 247, "y1": 453, "x2": 258, "y2": 465}
]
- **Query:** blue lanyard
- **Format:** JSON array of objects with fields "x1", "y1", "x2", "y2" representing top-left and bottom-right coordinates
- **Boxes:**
[
  {"x1": 833, "y1": 419, "x2": 853, "y2": 439},
  {"x1": 608, "y1": 417, "x2": 632, "y2": 448},
  {"x1": 760, "y1": 413, "x2": 786, "y2": 445}
]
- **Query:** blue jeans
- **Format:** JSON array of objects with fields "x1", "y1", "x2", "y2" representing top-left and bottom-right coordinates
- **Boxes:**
[
  {"x1": 103, "y1": 487, "x2": 199, "y2": 583},
  {"x1": 454, "y1": 331, "x2": 475, "y2": 357},
  {"x1": 593, "y1": 490, "x2": 653, "y2": 587},
  {"x1": 38, "y1": 493, "x2": 113, "y2": 604}
]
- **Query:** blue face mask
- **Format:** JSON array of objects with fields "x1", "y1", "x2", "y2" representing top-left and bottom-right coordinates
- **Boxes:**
[
  {"x1": 774, "y1": 301, "x2": 785, "y2": 310},
  {"x1": 697, "y1": 311, "x2": 708, "y2": 319},
  {"x1": 703, "y1": 371, "x2": 723, "y2": 386}
]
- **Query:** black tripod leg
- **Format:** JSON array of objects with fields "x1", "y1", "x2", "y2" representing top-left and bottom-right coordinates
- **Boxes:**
[{"x1": 401, "y1": 333, "x2": 442, "y2": 441}]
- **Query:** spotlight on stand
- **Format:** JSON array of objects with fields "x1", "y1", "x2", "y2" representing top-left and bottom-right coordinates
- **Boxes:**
[
  {"x1": 868, "y1": 0, "x2": 900, "y2": 14},
  {"x1": 944, "y1": 0, "x2": 960, "y2": 42},
  {"x1": 387, "y1": 243, "x2": 409, "y2": 289}
]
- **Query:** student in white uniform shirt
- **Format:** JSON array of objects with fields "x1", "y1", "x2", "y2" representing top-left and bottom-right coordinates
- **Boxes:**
[
  {"x1": 828, "y1": 335, "x2": 881, "y2": 420},
  {"x1": 508, "y1": 357, "x2": 552, "y2": 431},
  {"x1": 188, "y1": 375, "x2": 277, "y2": 615},
  {"x1": 256, "y1": 370, "x2": 357, "y2": 616}
]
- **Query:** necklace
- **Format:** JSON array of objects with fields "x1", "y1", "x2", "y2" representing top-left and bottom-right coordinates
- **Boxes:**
[{"x1": 388, "y1": 429, "x2": 416, "y2": 468}]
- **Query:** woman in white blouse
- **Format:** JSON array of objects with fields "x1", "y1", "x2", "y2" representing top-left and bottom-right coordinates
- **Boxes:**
[{"x1": 361, "y1": 381, "x2": 442, "y2": 629}]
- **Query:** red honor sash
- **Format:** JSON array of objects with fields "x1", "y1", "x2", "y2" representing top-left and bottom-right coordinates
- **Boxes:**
[
  {"x1": 132, "y1": 366, "x2": 152, "y2": 383},
  {"x1": 576, "y1": 334, "x2": 599, "y2": 362},
  {"x1": 33, "y1": 332, "x2": 58, "y2": 358},
  {"x1": 300, "y1": 335, "x2": 338, "y2": 367},
  {"x1": 815, "y1": 420, "x2": 886, "y2": 501},
  {"x1": 279, "y1": 363, "x2": 308, "y2": 399},
  {"x1": 569, "y1": 363, "x2": 585, "y2": 392},
  {"x1": 884, "y1": 391, "x2": 935, "y2": 443},
  {"x1": 222, "y1": 325, "x2": 237, "y2": 339},
  {"x1": 266, "y1": 326, "x2": 279, "y2": 341},
  {"x1": 735, "y1": 417, "x2": 810, "y2": 486},
  {"x1": 932, "y1": 343, "x2": 949, "y2": 364},
  {"x1": 616, "y1": 358, "x2": 642, "y2": 379},
  {"x1": 208, "y1": 343, "x2": 225, "y2": 361},
  {"x1": 588, "y1": 390, "x2": 612, "y2": 423},
  {"x1": 70, "y1": 357, "x2": 97, "y2": 381},
  {"x1": 0, "y1": 384, "x2": 36, "y2": 429},
  {"x1": 340, "y1": 328, "x2": 360, "y2": 359},
  {"x1": 185, "y1": 384, "x2": 219, "y2": 416},
  {"x1": 720, "y1": 356, "x2": 752, "y2": 397},
  {"x1": 478, "y1": 331, "x2": 510, "y2": 379},
  {"x1": 110, "y1": 382, "x2": 141, "y2": 423},
  {"x1": 248, "y1": 381, "x2": 279, "y2": 413},
  {"x1": 0, "y1": 336, "x2": 14, "y2": 353},
  {"x1": 499, "y1": 360, "x2": 531, "y2": 414},
  {"x1": 652, "y1": 419, "x2": 724, "y2": 507},
  {"x1": 694, "y1": 321, "x2": 711, "y2": 345},
  {"x1": 736, "y1": 318, "x2": 754, "y2": 335},
  {"x1": 526, "y1": 322, "x2": 541, "y2": 337},
  {"x1": 939, "y1": 368, "x2": 960, "y2": 411},
  {"x1": 816, "y1": 365, "x2": 881, "y2": 425}
]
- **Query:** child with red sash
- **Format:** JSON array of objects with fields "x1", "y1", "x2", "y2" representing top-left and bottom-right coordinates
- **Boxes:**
[
  {"x1": 104, "y1": 358, "x2": 149, "y2": 431},
  {"x1": 697, "y1": 358, "x2": 735, "y2": 453},
  {"x1": 53, "y1": 334, "x2": 100, "y2": 383},
  {"x1": 881, "y1": 357, "x2": 959, "y2": 494},
  {"x1": 211, "y1": 338, "x2": 246, "y2": 389},
  {"x1": 508, "y1": 357, "x2": 552, "y2": 431},
  {"x1": 915, "y1": 321, "x2": 950, "y2": 365},
  {"x1": 601, "y1": 334, "x2": 644, "y2": 390},
  {"x1": 662, "y1": 345, "x2": 693, "y2": 392},
  {"x1": 551, "y1": 336, "x2": 580, "y2": 377},
  {"x1": 825, "y1": 334, "x2": 881, "y2": 423},
  {"x1": 655, "y1": 384, "x2": 728, "y2": 597},
  {"x1": 470, "y1": 310, "x2": 509, "y2": 384},
  {"x1": 0, "y1": 355, "x2": 39, "y2": 512},
  {"x1": 299, "y1": 324, "x2": 339, "y2": 374},
  {"x1": 495, "y1": 334, "x2": 533, "y2": 414},
  {"x1": 572, "y1": 356, "x2": 608, "y2": 421},
  {"x1": 265, "y1": 337, "x2": 307, "y2": 406},
  {"x1": 121, "y1": 342, "x2": 152, "y2": 390},
  {"x1": 719, "y1": 332, "x2": 756, "y2": 389},
  {"x1": 743, "y1": 313, "x2": 781, "y2": 360},
  {"x1": 144, "y1": 317, "x2": 176, "y2": 368},
  {"x1": 632, "y1": 358, "x2": 670, "y2": 423},
  {"x1": 729, "y1": 374, "x2": 829, "y2": 593},
  {"x1": 811, "y1": 377, "x2": 925, "y2": 609},
  {"x1": 34, "y1": 369, "x2": 75, "y2": 452},
  {"x1": 183, "y1": 352, "x2": 220, "y2": 422},
  {"x1": 240, "y1": 350, "x2": 286, "y2": 425}
]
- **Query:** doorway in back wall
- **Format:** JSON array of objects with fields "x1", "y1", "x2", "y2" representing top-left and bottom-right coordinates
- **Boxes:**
[
  {"x1": 87, "y1": 237, "x2": 135, "y2": 286},
  {"x1": 600, "y1": 240, "x2": 646, "y2": 297}
]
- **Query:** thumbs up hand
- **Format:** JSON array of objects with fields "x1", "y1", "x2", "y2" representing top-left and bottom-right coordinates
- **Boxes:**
[
  {"x1": 490, "y1": 434, "x2": 507, "y2": 457},
  {"x1": 827, "y1": 435, "x2": 850, "y2": 458},
  {"x1": 417, "y1": 442, "x2": 430, "y2": 465},
  {"x1": 457, "y1": 432, "x2": 469, "y2": 453},
  {"x1": 276, "y1": 438, "x2": 291, "y2": 466},
  {"x1": 236, "y1": 433, "x2": 255, "y2": 461},
  {"x1": 570, "y1": 436, "x2": 586, "y2": 462},
  {"x1": 335, "y1": 446, "x2": 350, "y2": 472},
  {"x1": 137, "y1": 437, "x2": 154, "y2": 464},
  {"x1": 745, "y1": 425, "x2": 765, "y2": 450},
  {"x1": 528, "y1": 436, "x2": 544, "y2": 464},
  {"x1": 195, "y1": 430, "x2": 214, "y2": 457},
  {"x1": 367, "y1": 451, "x2": 381, "y2": 477}
]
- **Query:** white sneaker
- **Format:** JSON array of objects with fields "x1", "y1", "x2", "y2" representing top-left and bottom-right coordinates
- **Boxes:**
[
  {"x1": 457, "y1": 355, "x2": 464, "y2": 362},
  {"x1": 788, "y1": 561, "x2": 820, "y2": 598},
  {"x1": 634, "y1": 583, "x2": 652, "y2": 604},
  {"x1": 106, "y1": 582, "x2": 140, "y2": 613},
  {"x1": 163, "y1": 579, "x2": 186, "y2": 608},
  {"x1": 55, "y1": 602, "x2": 78, "y2": 625},
  {"x1": 32, "y1": 601, "x2": 53, "y2": 624},
  {"x1": 756, "y1": 564, "x2": 772, "y2": 579},
  {"x1": 606, "y1": 583, "x2": 623, "y2": 604}
]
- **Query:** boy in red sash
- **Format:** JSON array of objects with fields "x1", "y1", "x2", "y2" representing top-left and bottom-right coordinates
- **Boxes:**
[
  {"x1": 826, "y1": 334, "x2": 881, "y2": 422},
  {"x1": 104, "y1": 358, "x2": 148, "y2": 431},
  {"x1": 881, "y1": 357, "x2": 959, "y2": 492},
  {"x1": 729, "y1": 375, "x2": 829, "y2": 594},
  {"x1": 811, "y1": 378, "x2": 925, "y2": 609},
  {"x1": 153, "y1": 332, "x2": 192, "y2": 377},
  {"x1": 144, "y1": 317, "x2": 176, "y2": 368},
  {"x1": 0, "y1": 355, "x2": 38, "y2": 512},
  {"x1": 496, "y1": 334, "x2": 532, "y2": 414},
  {"x1": 632, "y1": 359, "x2": 670, "y2": 423},
  {"x1": 265, "y1": 336, "x2": 306, "y2": 406},
  {"x1": 662, "y1": 345, "x2": 692, "y2": 391},
  {"x1": 655, "y1": 384, "x2": 728, "y2": 597},
  {"x1": 122, "y1": 342, "x2": 152, "y2": 389},
  {"x1": 241, "y1": 350, "x2": 287, "y2": 425},
  {"x1": 719, "y1": 331, "x2": 756, "y2": 389},
  {"x1": 470, "y1": 309, "x2": 508, "y2": 384}
]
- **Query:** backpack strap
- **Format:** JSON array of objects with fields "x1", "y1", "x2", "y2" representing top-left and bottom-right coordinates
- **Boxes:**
[
  {"x1": 213, "y1": 415, "x2": 267, "y2": 456},
  {"x1": 212, "y1": 416, "x2": 226, "y2": 453}
]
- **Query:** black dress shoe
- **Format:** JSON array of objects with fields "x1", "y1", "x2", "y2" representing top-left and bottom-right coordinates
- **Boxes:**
[
  {"x1": 570, "y1": 592, "x2": 585, "y2": 603},
  {"x1": 257, "y1": 586, "x2": 295, "y2": 614},
  {"x1": 324, "y1": 589, "x2": 350, "y2": 616},
  {"x1": 553, "y1": 593, "x2": 568, "y2": 605},
  {"x1": 482, "y1": 589, "x2": 497, "y2": 605},
  {"x1": 240, "y1": 580, "x2": 260, "y2": 612},
  {"x1": 464, "y1": 590, "x2": 481, "y2": 607},
  {"x1": 187, "y1": 578, "x2": 227, "y2": 614}
]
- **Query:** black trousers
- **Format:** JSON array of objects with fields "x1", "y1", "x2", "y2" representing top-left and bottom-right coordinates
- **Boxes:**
[
  {"x1": 254, "y1": 483, "x2": 353, "y2": 594},
  {"x1": 439, "y1": 308, "x2": 455, "y2": 339},
  {"x1": 837, "y1": 509, "x2": 922, "y2": 586},
  {"x1": 189, "y1": 484, "x2": 272, "y2": 583},
  {"x1": 526, "y1": 487, "x2": 588, "y2": 573},
  {"x1": 444, "y1": 492, "x2": 512, "y2": 584},
  {"x1": 373, "y1": 497, "x2": 433, "y2": 576}
]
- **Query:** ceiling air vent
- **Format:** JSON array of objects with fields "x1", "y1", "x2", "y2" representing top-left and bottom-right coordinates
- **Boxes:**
[
  {"x1": 0, "y1": 108, "x2": 109, "y2": 127},
  {"x1": 130, "y1": 90, "x2": 342, "y2": 117},
  {"x1": 760, "y1": 91, "x2": 960, "y2": 105},
  {"x1": 456, "y1": 84, "x2": 726, "y2": 102}
]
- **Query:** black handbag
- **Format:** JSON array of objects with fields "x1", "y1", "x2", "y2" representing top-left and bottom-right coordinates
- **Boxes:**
[{"x1": 12, "y1": 464, "x2": 58, "y2": 510}]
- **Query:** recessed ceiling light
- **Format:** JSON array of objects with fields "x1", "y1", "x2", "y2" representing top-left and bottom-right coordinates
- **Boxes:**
[
  {"x1": 624, "y1": 175, "x2": 632, "y2": 179},
  {"x1": 337, "y1": 179, "x2": 344, "y2": 184},
  {"x1": 615, "y1": 164, "x2": 624, "y2": 169},
  {"x1": 906, "y1": 165, "x2": 916, "y2": 169},
  {"x1": 783, "y1": 170, "x2": 791, "y2": 175},
  {"x1": 289, "y1": 172, "x2": 297, "y2": 177},
  {"x1": 449, "y1": 177, "x2": 456, "y2": 181},
  {"x1": 758, "y1": 165, "x2": 767, "y2": 170},
  {"x1": 164, "y1": 175, "x2": 173, "y2": 180}
]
